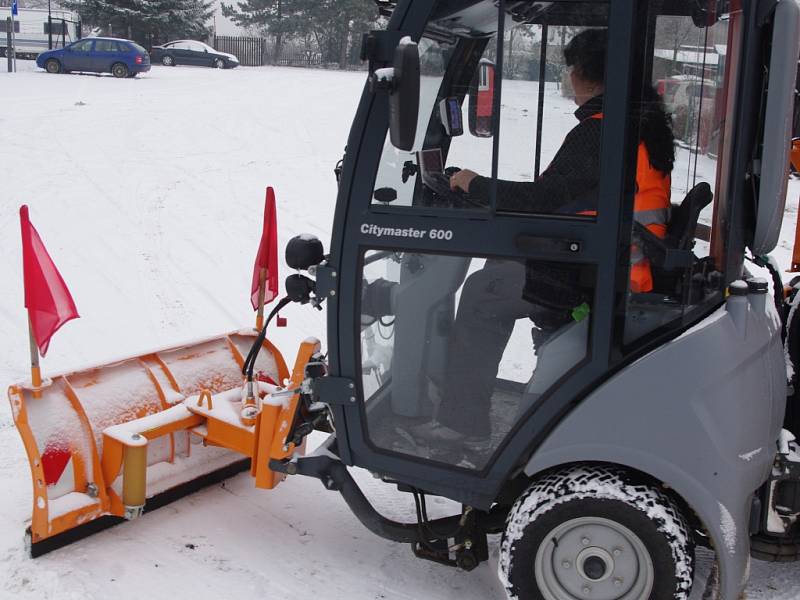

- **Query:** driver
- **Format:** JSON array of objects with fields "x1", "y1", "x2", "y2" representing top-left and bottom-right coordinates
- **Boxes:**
[{"x1": 416, "y1": 28, "x2": 675, "y2": 447}]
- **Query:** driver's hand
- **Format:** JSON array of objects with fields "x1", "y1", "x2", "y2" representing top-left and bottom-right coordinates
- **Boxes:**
[{"x1": 450, "y1": 169, "x2": 478, "y2": 193}]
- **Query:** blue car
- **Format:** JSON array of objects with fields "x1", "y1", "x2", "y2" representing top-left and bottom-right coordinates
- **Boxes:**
[{"x1": 36, "y1": 37, "x2": 151, "y2": 78}]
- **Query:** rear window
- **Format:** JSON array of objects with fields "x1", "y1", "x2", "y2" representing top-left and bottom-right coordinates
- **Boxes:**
[{"x1": 129, "y1": 42, "x2": 147, "y2": 54}]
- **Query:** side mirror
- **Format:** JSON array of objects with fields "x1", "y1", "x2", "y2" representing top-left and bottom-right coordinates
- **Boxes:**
[
  {"x1": 752, "y1": 0, "x2": 800, "y2": 254},
  {"x1": 468, "y1": 59, "x2": 496, "y2": 138},
  {"x1": 388, "y1": 37, "x2": 420, "y2": 152}
]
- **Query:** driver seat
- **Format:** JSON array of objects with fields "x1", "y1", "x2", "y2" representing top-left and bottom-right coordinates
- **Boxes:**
[{"x1": 634, "y1": 181, "x2": 714, "y2": 297}]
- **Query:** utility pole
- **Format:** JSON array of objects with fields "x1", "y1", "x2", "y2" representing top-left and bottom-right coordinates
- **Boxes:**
[
  {"x1": 48, "y1": 0, "x2": 53, "y2": 49},
  {"x1": 9, "y1": 0, "x2": 17, "y2": 72},
  {"x1": 6, "y1": 18, "x2": 11, "y2": 73}
]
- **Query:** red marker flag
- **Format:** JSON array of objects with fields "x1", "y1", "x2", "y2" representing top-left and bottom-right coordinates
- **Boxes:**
[
  {"x1": 250, "y1": 187, "x2": 279, "y2": 311},
  {"x1": 19, "y1": 205, "x2": 79, "y2": 357}
]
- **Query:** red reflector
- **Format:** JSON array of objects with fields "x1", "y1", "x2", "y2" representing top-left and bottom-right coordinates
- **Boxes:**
[{"x1": 135, "y1": 56, "x2": 143, "y2": 64}]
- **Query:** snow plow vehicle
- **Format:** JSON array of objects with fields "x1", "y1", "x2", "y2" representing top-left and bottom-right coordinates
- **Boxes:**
[{"x1": 9, "y1": 0, "x2": 800, "y2": 598}]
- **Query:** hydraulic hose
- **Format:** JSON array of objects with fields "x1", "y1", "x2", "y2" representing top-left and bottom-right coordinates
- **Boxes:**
[{"x1": 242, "y1": 296, "x2": 293, "y2": 383}]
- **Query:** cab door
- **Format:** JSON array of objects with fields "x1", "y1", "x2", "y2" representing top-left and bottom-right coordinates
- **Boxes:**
[{"x1": 326, "y1": 0, "x2": 640, "y2": 508}]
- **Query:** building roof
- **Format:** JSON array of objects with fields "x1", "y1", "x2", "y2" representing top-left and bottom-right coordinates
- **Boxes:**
[{"x1": 653, "y1": 48, "x2": 720, "y2": 66}]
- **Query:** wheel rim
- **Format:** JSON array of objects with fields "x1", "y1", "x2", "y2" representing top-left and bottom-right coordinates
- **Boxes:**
[
  {"x1": 162, "y1": 56, "x2": 172, "y2": 66},
  {"x1": 215, "y1": 59, "x2": 224, "y2": 68},
  {"x1": 46, "y1": 60, "x2": 59, "y2": 73},
  {"x1": 534, "y1": 517, "x2": 654, "y2": 600},
  {"x1": 113, "y1": 65, "x2": 126, "y2": 77}
]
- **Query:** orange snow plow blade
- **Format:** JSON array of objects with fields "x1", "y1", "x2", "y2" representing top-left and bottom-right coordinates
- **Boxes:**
[{"x1": 8, "y1": 332, "x2": 319, "y2": 556}]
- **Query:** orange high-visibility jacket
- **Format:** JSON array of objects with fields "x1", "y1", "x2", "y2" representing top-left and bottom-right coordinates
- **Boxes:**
[{"x1": 588, "y1": 113, "x2": 671, "y2": 292}]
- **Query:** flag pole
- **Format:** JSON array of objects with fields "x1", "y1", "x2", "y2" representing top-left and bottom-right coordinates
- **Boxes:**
[
  {"x1": 255, "y1": 267, "x2": 267, "y2": 331},
  {"x1": 27, "y1": 316, "x2": 42, "y2": 397}
]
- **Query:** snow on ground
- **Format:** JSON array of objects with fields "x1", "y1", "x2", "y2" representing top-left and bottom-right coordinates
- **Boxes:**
[{"x1": 1, "y1": 59, "x2": 800, "y2": 599}]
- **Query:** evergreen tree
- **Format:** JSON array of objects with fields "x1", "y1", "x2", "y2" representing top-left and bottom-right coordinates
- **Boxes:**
[
  {"x1": 221, "y1": 0, "x2": 378, "y2": 67},
  {"x1": 300, "y1": 0, "x2": 376, "y2": 68},
  {"x1": 221, "y1": 0, "x2": 304, "y2": 63},
  {"x1": 62, "y1": 0, "x2": 213, "y2": 46}
]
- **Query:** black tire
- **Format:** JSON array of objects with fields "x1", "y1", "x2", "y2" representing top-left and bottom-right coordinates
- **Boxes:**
[
  {"x1": 213, "y1": 58, "x2": 225, "y2": 69},
  {"x1": 499, "y1": 465, "x2": 694, "y2": 600},
  {"x1": 45, "y1": 58, "x2": 62, "y2": 74},
  {"x1": 111, "y1": 62, "x2": 129, "y2": 78},
  {"x1": 162, "y1": 55, "x2": 174, "y2": 66}
]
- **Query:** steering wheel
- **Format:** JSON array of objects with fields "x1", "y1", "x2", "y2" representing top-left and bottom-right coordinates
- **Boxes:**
[{"x1": 421, "y1": 167, "x2": 488, "y2": 209}]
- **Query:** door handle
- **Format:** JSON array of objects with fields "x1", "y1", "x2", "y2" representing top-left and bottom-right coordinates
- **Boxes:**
[{"x1": 515, "y1": 234, "x2": 582, "y2": 255}]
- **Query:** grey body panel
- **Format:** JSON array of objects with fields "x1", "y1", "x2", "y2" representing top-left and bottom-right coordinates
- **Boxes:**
[
  {"x1": 524, "y1": 287, "x2": 786, "y2": 599},
  {"x1": 752, "y1": 0, "x2": 800, "y2": 254}
]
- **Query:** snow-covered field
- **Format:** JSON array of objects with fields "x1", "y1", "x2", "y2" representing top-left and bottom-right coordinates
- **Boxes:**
[{"x1": 1, "y1": 60, "x2": 799, "y2": 599}]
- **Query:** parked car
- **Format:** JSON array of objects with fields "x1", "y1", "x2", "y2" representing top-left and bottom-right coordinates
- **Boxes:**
[
  {"x1": 36, "y1": 37, "x2": 151, "y2": 78},
  {"x1": 656, "y1": 75, "x2": 718, "y2": 113},
  {"x1": 150, "y1": 40, "x2": 239, "y2": 69}
]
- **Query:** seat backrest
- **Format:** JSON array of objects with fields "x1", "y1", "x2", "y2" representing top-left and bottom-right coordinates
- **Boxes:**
[{"x1": 665, "y1": 182, "x2": 713, "y2": 251}]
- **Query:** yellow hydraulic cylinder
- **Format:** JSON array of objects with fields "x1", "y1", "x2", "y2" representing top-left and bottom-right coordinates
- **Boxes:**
[{"x1": 122, "y1": 435, "x2": 147, "y2": 519}]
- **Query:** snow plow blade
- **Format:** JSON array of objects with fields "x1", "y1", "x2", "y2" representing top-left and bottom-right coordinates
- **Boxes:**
[{"x1": 8, "y1": 332, "x2": 319, "y2": 556}]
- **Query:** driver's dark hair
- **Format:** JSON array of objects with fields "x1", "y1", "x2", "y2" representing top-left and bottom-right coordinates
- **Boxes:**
[
  {"x1": 564, "y1": 28, "x2": 607, "y2": 84},
  {"x1": 564, "y1": 28, "x2": 675, "y2": 175}
]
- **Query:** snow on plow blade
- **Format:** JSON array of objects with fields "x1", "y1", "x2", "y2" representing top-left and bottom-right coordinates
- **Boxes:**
[{"x1": 8, "y1": 332, "x2": 318, "y2": 556}]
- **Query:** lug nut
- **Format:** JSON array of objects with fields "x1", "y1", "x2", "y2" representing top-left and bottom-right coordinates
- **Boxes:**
[
  {"x1": 562, "y1": 561, "x2": 571, "y2": 569},
  {"x1": 581, "y1": 537, "x2": 590, "y2": 546},
  {"x1": 582, "y1": 586, "x2": 591, "y2": 594},
  {"x1": 613, "y1": 548, "x2": 621, "y2": 556},
  {"x1": 614, "y1": 577, "x2": 623, "y2": 587}
]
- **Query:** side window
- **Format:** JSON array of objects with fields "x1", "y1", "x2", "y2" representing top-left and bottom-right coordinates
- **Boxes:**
[
  {"x1": 621, "y1": 1, "x2": 742, "y2": 347},
  {"x1": 360, "y1": 249, "x2": 593, "y2": 470},
  {"x1": 187, "y1": 42, "x2": 205, "y2": 52},
  {"x1": 43, "y1": 21, "x2": 67, "y2": 35},
  {"x1": 95, "y1": 40, "x2": 119, "y2": 52},
  {"x1": 495, "y1": 13, "x2": 610, "y2": 216},
  {"x1": 0, "y1": 20, "x2": 20, "y2": 33},
  {"x1": 72, "y1": 40, "x2": 94, "y2": 52}
]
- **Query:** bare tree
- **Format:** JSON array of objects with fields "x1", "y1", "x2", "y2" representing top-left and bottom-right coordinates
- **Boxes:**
[{"x1": 655, "y1": 16, "x2": 698, "y2": 68}]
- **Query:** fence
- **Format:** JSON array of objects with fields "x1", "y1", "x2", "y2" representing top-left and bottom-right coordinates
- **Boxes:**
[
  {"x1": 214, "y1": 35, "x2": 325, "y2": 68},
  {"x1": 214, "y1": 35, "x2": 266, "y2": 66}
]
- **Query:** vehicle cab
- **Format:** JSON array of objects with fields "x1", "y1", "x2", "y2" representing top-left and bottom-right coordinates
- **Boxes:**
[{"x1": 285, "y1": 1, "x2": 800, "y2": 597}]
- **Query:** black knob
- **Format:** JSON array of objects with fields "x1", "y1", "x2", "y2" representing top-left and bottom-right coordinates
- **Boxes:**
[
  {"x1": 286, "y1": 235, "x2": 325, "y2": 271},
  {"x1": 285, "y1": 274, "x2": 316, "y2": 304}
]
